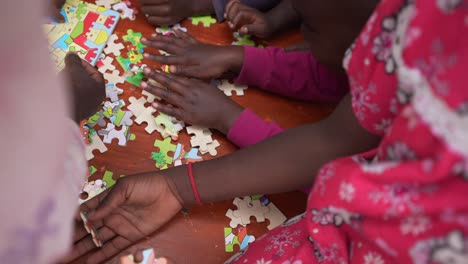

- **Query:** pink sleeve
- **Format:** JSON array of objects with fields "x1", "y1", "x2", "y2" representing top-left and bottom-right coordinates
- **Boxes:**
[
  {"x1": 227, "y1": 109, "x2": 284, "y2": 149},
  {"x1": 235, "y1": 46, "x2": 348, "y2": 102}
]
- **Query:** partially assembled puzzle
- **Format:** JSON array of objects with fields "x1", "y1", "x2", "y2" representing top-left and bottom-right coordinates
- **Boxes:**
[{"x1": 43, "y1": 0, "x2": 120, "y2": 71}]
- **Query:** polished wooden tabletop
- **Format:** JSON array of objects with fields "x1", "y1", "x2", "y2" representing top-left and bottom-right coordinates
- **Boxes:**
[{"x1": 80, "y1": 1, "x2": 335, "y2": 263}]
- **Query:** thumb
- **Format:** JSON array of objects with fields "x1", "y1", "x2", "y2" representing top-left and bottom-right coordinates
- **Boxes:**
[
  {"x1": 65, "y1": 53, "x2": 84, "y2": 69},
  {"x1": 88, "y1": 181, "x2": 128, "y2": 222}
]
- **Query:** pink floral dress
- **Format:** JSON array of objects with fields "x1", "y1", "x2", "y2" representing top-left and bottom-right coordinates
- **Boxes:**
[{"x1": 227, "y1": 0, "x2": 468, "y2": 263}]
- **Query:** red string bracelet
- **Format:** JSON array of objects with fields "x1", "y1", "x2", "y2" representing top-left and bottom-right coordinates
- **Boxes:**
[{"x1": 188, "y1": 163, "x2": 203, "y2": 205}]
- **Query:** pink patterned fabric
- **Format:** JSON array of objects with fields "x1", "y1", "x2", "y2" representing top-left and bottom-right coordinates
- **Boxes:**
[
  {"x1": 227, "y1": 0, "x2": 468, "y2": 263},
  {"x1": 0, "y1": 2, "x2": 87, "y2": 263}
]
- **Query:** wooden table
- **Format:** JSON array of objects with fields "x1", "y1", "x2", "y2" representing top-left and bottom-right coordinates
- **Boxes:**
[{"x1": 82, "y1": 1, "x2": 335, "y2": 263}]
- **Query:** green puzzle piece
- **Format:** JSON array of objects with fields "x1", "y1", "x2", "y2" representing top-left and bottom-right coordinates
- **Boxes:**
[
  {"x1": 102, "y1": 170, "x2": 115, "y2": 188},
  {"x1": 233, "y1": 34, "x2": 255, "y2": 46},
  {"x1": 126, "y1": 71, "x2": 145, "y2": 86},
  {"x1": 123, "y1": 29, "x2": 146, "y2": 50},
  {"x1": 117, "y1": 56, "x2": 131, "y2": 71},
  {"x1": 190, "y1": 16, "x2": 216, "y2": 27},
  {"x1": 224, "y1": 227, "x2": 240, "y2": 252},
  {"x1": 127, "y1": 50, "x2": 144, "y2": 65},
  {"x1": 154, "y1": 138, "x2": 177, "y2": 167},
  {"x1": 151, "y1": 152, "x2": 168, "y2": 169},
  {"x1": 88, "y1": 166, "x2": 97, "y2": 178}
]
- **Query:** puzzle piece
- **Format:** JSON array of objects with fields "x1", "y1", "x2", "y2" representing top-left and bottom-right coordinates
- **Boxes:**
[
  {"x1": 85, "y1": 133, "x2": 108, "y2": 160},
  {"x1": 190, "y1": 16, "x2": 216, "y2": 27},
  {"x1": 217, "y1": 80, "x2": 248, "y2": 96},
  {"x1": 116, "y1": 55, "x2": 131, "y2": 71},
  {"x1": 230, "y1": 196, "x2": 270, "y2": 227},
  {"x1": 104, "y1": 70, "x2": 125, "y2": 85},
  {"x1": 88, "y1": 165, "x2": 97, "y2": 178},
  {"x1": 153, "y1": 138, "x2": 177, "y2": 168},
  {"x1": 113, "y1": 109, "x2": 133, "y2": 126},
  {"x1": 98, "y1": 56, "x2": 116, "y2": 74},
  {"x1": 199, "y1": 139, "x2": 220, "y2": 156},
  {"x1": 79, "y1": 179, "x2": 107, "y2": 204},
  {"x1": 112, "y1": 2, "x2": 136, "y2": 20},
  {"x1": 226, "y1": 209, "x2": 244, "y2": 229},
  {"x1": 95, "y1": 0, "x2": 118, "y2": 9},
  {"x1": 184, "y1": 148, "x2": 203, "y2": 163},
  {"x1": 135, "y1": 107, "x2": 163, "y2": 134},
  {"x1": 87, "y1": 111, "x2": 107, "y2": 127},
  {"x1": 186, "y1": 126, "x2": 214, "y2": 153},
  {"x1": 126, "y1": 70, "x2": 145, "y2": 86},
  {"x1": 103, "y1": 33, "x2": 124, "y2": 56},
  {"x1": 142, "y1": 90, "x2": 160, "y2": 103},
  {"x1": 224, "y1": 227, "x2": 255, "y2": 252},
  {"x1": 232, "y1": 32, "x2": 256, "y2": 46},
  {"x1": 105, "y1": 83, "x2": 123, "y2": 102},
  {"x1": 123, "y1": 29, "x2": 146, "y2": 51},
  {"x1": 102, "y1": 170, "x2": 116, "y2": 188},
  {"x1": 128, "y1": 96, "x2": 147, "y2": 116},
  {"x1": 264, "y1": 202, "x2": 287, "y2": 230},
  {"x1": 98, "y1": 123, "x2": 128, "y2": 146},
  {"x1": 127, "y1": 50, "x2": 144, "y2": 64},
  {"x1": 155, "y1": 23, "x2": 188, "y2": 35},
  {"x1": 155, "y1": 113, "x2": 184, "y2": 140}
]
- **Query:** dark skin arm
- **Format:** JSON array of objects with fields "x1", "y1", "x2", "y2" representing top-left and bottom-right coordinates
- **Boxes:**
[
  {"x1": 66, "y1": 93, "x2": 380, "y2": 263},
  {"x1": 138, "y1": 0, "x2": 213, "y2": 26}
]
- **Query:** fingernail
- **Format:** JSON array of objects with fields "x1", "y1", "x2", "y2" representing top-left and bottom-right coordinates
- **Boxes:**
[
  {"x1": 141, "y1": 37, "x2": 147, "y2": 42},
  {"x1": 140, "y1": 82, "x2": 148, "y2": 89},
  {"x1": 143, "y1": 67, "x2": 151, "y2": 74},
  {"x1": 143, "y1": 53, "x2": 150, "y2": 58},
  {"x1": 169, "y1": 65, "x2": 177, "y2": 73},
  {"x1": 152, "y1": 102, "x2": 159, "y2": 108},
  {"x1": 151, "y1": 33, "x2": 157, "y2": 38}
]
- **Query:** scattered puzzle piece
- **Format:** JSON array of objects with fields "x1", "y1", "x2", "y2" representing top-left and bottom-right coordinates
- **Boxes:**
[
  {"x1": 87, "y1": 111, "x2": 107, "y2": 127},
  {"x1": 120, "y1": 248, "x2": 156, "y2": 264},
  {"x1": 155, "y1": 23, "x2": 187, "y2": 35},
  {"x1": 232, "y1": 32, "x2": 256, "y2": 46},
  {"x1": 85, "y1": 133, "x2": 108, "y2": 160},
  {"x1": 123, "y1": 29, "x2": 146, "y2": 51},
  {"x1": 104, "y1": 70, "x2": 125, "y2": 85},
  {"x1": 105, "y1": 83, "x2": 123, "y2": 102},
  {"x1": 224, "y1": 227, "x2": 255, "y2": 252},
  {"x1": 142, "y1": 90, "x2": 160, "y2": 103},
  {"x1": 153, "y1": 137, "x2": 177, "y2": 168},
  {"x1": 102, "y1": 170, "x2": 116, "y2": 188},
  {"x1": 231, "y1": 196, "x2": 270, "y2": 226},
  {"x1": 226, "y1": 209, "x2": 244, "y2": 229},
  {"x1": 128, "y1": 96, "x2": 147, "y2": 116},
  {"x1": 98, "y1": 123, "x2": 128, "y2": 146},
  {"x1": 95, "y1": 0, "x2": 118, "y2": 9},
  {"x1": 79, "y1": 179, "x2": 107, "y2": 204},
  {"x1": 217, "y1": 80, "x2": 248, "y2": 96},
  {"x1": 264, "y1": 202, "x2": 287, "y2": 230},
  {"x1": 112, "y1": 2, "x2": 136, "y2": 20},
  {"x1": 199, "y1": 139, "x2": 220, "y2": 156},
  {"x1": 190, "y1": 15, "x2": 216, "y2": 27},
  {"x1": 80, "y1": 211, "x2": 103, "y2": 247},
  {"x1": 135, "y1": 107, "x2": 163, "y2": 134},
  {"x1": 88, "y1": 166, "x2": 97, "y2": 178},
  {"x1": 126, "y1": 70, "x2": 145, "y2": 86},
  {"x1": 186, "y1": 126, "x2": 214, "y2": 153},
  {"x1": 155, "y1": 113, "x2": 184, "y2": 140},
  {"x1": 113, "y1": 109, "x2": 133, "y2": 126},
  {"x1": 103, "y1": 33, "x2": 125, "y2": 56},
  {"x1": 98, "y1": 56, "x2": 116, "y2": 74}
]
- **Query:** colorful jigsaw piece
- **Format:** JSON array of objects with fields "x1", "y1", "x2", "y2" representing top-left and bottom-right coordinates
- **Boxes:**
[
  {"x1": 155, "y1": 113, "x2": 184, "y2": 140},
  {"x1": 224, "y1": 227, "x2": 255, "y2": 252},
  {"x1": 190, "y1": 15, "x2": 216, "y2": 27},
  {"x1": 153, "y1": 138, "x2": 177, "y2": 169}
]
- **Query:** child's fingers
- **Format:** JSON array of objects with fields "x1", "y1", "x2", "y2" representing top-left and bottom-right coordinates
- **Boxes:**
[
  {"x1": 173, "y1": 29, "x2": 199, "y2": 45},
  {"x1": 64, "y1": 226, "x2": 117, "y2": 263},
  {"x1": 140, "y1": 4, "x2": 170, "y2": 17},
  {"x1": 225, "y1": 0, "x2": 241, "y2": 20},
  {"x1": 143, "y1": 53, "x2": 188, "y2": 65},
  {"x1": 142, "y1": 36, "x2": 185, "y2": 55},
  {"x1": 142, "y1": 82, "x2": 185, "y2": 107},
  {"x1": 87, "y1": 182, "x2": 128, "y2": 222},
  {"x1": 152, "y1": 103, "x2": 184, "y2": 122},
  {"x1": 147, "y1": 16, "x2": 175, "y2": 27},
  {"x1": 86, "y1": 236, "x2": 132, "y2": 264},
  {"x1": 170, "y1": 65, "x2": 201, "y2": 78}
]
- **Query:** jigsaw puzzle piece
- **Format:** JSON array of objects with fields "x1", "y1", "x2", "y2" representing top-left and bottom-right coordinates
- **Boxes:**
[
  {"x1": 126, "y1": 70, "x2": 145, "y2": 86},
  {"x1": 98, "y1": 123, "x2": 128, "y2": 146},
  {"x1": 190, "y1": 15, "x2": 216, "y2": 27},
  {"x1": 79, "y1": 179, "x2": 107, "y2": 204},
  {"x1": 142, "y1": 90, "x2": 160, "y2": 103},
  {"x1": 264, "y1": 202, "x2": 287, "y2": 230},
  {"x1": 103, "y1": 33, "x2": 124, "y2": 56},
  {"x1": 128, "y1": 96, "x2": 147, "y2": 116},
  {"x1": 199, "y1": 139, "x2": 220, "y2": 156},
  {"x1": 217, "y1": 80, "x2": 248, "y2": 96},
  {"x1": 87, "y1": 111, "x2": 107, "y2": 127},
  {"x1": 153, "y1": 138, "x2": 177, "y2": 168},
  {"x1": 104, "y1": 70, "x2": 125, "y2": 85},
  {"x1": 102, "y1": 170, "x2": 116, "y2": 188},
  {"x1": 155, "y1": 113, "x2": 184, "y2": 140},
  {"x1": 98, "y1": 56, "x2": 116, "y2": 74},
  {"x1": 232, "y1": 196, "x2": 270, "y2": 226},
  {"x1": 114, "y1": 109, "x2": 133, "y2": 126},
  {"x1": 186, "y1": 126, "x2": 214, "y2": 153},
  {"x1": 155, "y1": 23, "x2": 188, "y2": 35},
  {"x1": 226, "y1": 209, "x2": 245, "y2": 228},
  {"x1": 112, "y1": 2, "x2": 136, "y2": 20},
  {"x1": 85, "y1": 133, "x2": 108, "y2": 160},
  {"x1": 135, "y1": 107, "x2": 163, "y2": 134},
  {"x1": 105, "y1": 83, "x2": 123, "y2": 102}
]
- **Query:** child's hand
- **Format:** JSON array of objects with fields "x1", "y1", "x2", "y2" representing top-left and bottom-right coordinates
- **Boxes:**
[
  {"x1": 48, "y1": 0, "x2": 65, "y2": 22},
  {"x1": 141, "y1": 69, "x2": 244, "y2": 134},
  {"x1": 225, "y1": 0, "x2": 273, "y2": 38},
  {"x1": 142, "y1": 30, "x2": 244, "y2": 80},
  {"x1": 61, "y1": 53, "x2": 105, "y2": 123},
  {"x1": 138, "y1": 0, "x2": 213, "y2": 26}
]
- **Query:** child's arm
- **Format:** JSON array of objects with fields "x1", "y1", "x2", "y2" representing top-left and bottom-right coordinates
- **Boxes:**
[
  {"x1": 143, "y1": 32, "x2": 348, "y2": 103},
  {"x1": 235, "y1": 46, "x2": 349, "y2": 102}
]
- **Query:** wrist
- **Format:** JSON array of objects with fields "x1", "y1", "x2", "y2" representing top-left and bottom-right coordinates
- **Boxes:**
[
  {"x1": 223, "y1": 45, "x2": 245, "y2": 76},
  {"x1": 160, "y1": 165, "x2": 198, "y2": 207},
  {"x1": 216, "y1": 103, "x2": 244, "y2": 135}
]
